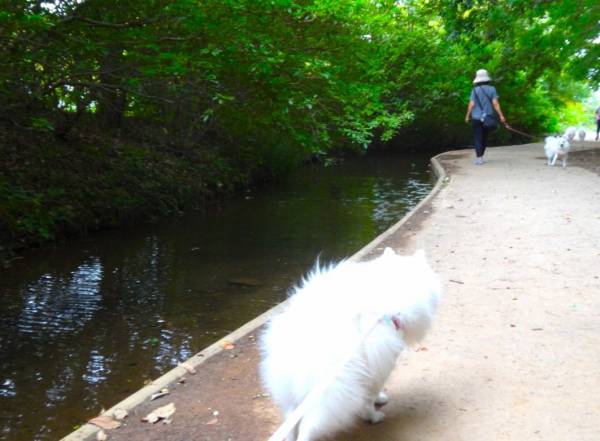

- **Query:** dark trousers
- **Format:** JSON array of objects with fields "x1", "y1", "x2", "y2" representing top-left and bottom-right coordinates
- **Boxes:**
[
  {"x1": 596, "y1": 120, "x2": 600, "y2": 139},
  {"x1": 472, "y1": 119, "x2": 489, "y2": 157}
]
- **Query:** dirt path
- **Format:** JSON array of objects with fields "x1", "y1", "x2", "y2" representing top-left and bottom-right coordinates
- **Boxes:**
[{"x1": 65, "y1": 142, "x2": 600, "y2": 441}]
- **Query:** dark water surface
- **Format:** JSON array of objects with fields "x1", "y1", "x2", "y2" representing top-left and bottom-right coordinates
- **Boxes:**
[{"x1": 0, "y1": 151, "x2": 434, "y2": 440}]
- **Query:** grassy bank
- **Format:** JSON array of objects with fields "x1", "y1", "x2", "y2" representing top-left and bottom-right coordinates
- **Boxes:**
[{"x1": 0, "y1": 133, "x2": 279, "y2": 264}]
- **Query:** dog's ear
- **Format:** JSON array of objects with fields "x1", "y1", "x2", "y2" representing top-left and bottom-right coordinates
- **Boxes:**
[{"x1": 383, "y1": 247, "x2": 396, "y2": 257}]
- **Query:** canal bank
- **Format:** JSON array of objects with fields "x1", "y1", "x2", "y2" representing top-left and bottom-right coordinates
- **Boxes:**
[{"x1": 64, "y1": 142, "x2": 600, "y2": 441}]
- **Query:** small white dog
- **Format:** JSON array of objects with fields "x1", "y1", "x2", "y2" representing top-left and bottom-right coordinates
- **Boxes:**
[
  {"x1": 260, "y1": 248, "x2": 441, "y2": 441},
  {"x1": 564, "y1": 126, "x2": 577, "y2": 142},
  {"x1": 577, "y1": 128, "x2": 586, "y2": 141},
  {"x1": 544, "y1": 135, "x2": 570, "y2": 167}
]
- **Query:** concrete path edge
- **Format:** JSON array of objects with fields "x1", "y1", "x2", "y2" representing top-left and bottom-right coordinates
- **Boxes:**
[{"x1": 60, "y1": 151, "x2": 451, "y2": 441}]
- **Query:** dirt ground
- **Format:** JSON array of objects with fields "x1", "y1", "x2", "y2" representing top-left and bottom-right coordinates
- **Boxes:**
[{"x1": 68, "y1": 142, "x2": 600, "y2": 441}]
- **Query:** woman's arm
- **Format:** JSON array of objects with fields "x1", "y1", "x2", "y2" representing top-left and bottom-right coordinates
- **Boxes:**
[
  {"x1": 492, "y1": 98, "x2": 507, "y2": 124},
  {"x1": 465, "y1": 100, "x2": 474, "y2": 123}
]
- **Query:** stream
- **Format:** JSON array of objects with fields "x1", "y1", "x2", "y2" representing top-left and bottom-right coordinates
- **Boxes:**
[{"x1": 0, "y1": 151, "x2": 435, "y2": 440}]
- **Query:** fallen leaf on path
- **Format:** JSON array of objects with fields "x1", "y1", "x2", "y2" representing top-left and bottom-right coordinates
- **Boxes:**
[
  {"x1": 143, "y1": 414, "x2": 160, "y2": 424},
  {"x1": 252, "y1": 393, "x2": 271, "y2": 400},
  {"x1": 142, "y1": 402, "x2": 176, "y2": 424},
  {"x1": 220, "y1": 340, "x2": 235, "y2": 350},
  {"x1": 150, "y1": 388, "x2": 170, "y2": 401},
  {"x1": 112, "y1": 408, "x2": 128, "y2": 420},
  {"x1": 178, "y1": 362, "x2": 196, "y2": 374},
  {"x1": 206, "y1": 418, "x2": 218, "y2": 425},
  {"x1": 96, "y1": 430, "x2": 108, "y2": 441},
  {"x1": 89, "y1": 415, "x2": 121, "y2": 430}
]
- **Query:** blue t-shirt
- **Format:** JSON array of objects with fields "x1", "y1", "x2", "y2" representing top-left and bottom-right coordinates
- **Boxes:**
[{"x1": 470, "y1": 85, "x2": 498, "y2": 120}]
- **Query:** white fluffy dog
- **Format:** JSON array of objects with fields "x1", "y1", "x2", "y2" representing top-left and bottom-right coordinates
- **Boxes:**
[
  {"x1": 564, "y1": 126, "x2": 577, "y2": 141},
  {"x1": 577, "y1": 128, "x2": 586, "y2": 141},
  {"x1": 544, "y1": 135, "x2": 570, "y2": 167},
  {"x1": 260, "y1": 248, "x2": 441, "y2": 441}
]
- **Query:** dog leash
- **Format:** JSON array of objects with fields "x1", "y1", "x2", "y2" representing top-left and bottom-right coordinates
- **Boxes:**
[
  {"x1": 503, "y1": 124, "x2": 539, "y2": 140},
  {"x1": 267, "y1": 315, "x2": 400, "y2": 441}
]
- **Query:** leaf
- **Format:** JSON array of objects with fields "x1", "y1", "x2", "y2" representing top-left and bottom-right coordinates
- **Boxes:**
[
  {"x1": 154, "y1": 402, "x2": 176, "y2": 419},
  {"x1": 178, "y1": 362, "x2": 196, "y2": 374},
  {"x1": 205, "y1": 418, "x2": 218, "y2": 425},
  {"x1": 150, "y1": 388, "x2": 170, "y2": 401},
  {"x1": 112, "y1": 408, "x2": 128, "y2": 420},
  {"x1": 142, "y1": 402, "x2": 176, "y2": 424},
  {"x1": 143, "y1": 414, "x2": 159, "y2": 424},
  {"x1": 88, "y1": 415, "x2": 121, "y2": 430},
  {"x1": 220, "y1": 340, "x2": 235, "y2": 350}
]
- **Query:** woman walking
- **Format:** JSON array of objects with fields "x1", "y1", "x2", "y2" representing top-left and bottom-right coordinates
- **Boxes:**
[{"x1": 465, "y1": 69, "x2": 507, "y2": 164}]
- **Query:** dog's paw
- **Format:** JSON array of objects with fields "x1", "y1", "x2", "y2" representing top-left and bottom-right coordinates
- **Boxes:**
[{"x1": 375, "y1": 392, "x2": 389, "y2": 406}]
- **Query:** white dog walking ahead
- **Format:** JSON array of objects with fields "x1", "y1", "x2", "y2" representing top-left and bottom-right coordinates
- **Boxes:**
[
  {"x1": 260, "y1": 248, "x2": 441, "y2": 441},
  {"x1": 544, "y1": 135, "x2": 570, "y2": 167}
]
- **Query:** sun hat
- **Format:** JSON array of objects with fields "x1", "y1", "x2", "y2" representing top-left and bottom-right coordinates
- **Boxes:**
[{"x1": 473, "y1": 69, "x2": 492, "y2": 84}]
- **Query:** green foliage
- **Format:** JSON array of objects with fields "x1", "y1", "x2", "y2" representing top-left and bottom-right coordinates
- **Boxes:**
[
  {"x1": 2, "y1": 0, "x2": 598, "y2": 146},
  {"x1": 0, "y1": 139, "x2": 229, "y2": 245},
  {"x1": 0, "y1": 178, "x2": 55, "y2": 240},
  {"x1": 1, "y1": 0, "x2": 416, "y2": 155},
  {"x1": 30, "y1": 117, "x2": 55, "y2": 132},
  {"x1": 0, "y1": 0, "x2": 598, "y2": 246},
  {"x1": 421, "y1": 0, "x2": 599, "y2": 136},
  {"x1": 557, "y1": 101, "x2": 589, "y2": 130}
]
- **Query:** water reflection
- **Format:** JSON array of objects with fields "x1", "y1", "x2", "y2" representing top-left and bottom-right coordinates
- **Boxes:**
[
  {"x1": 0, "y1": 152, "x2": 434, "y2": 440},
  {"x1": 371, "y1": 177, "x2": 431, "y2": 225},
  {"x1": 17, "y1": 259, "x2": 103, "y2": 337}
]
